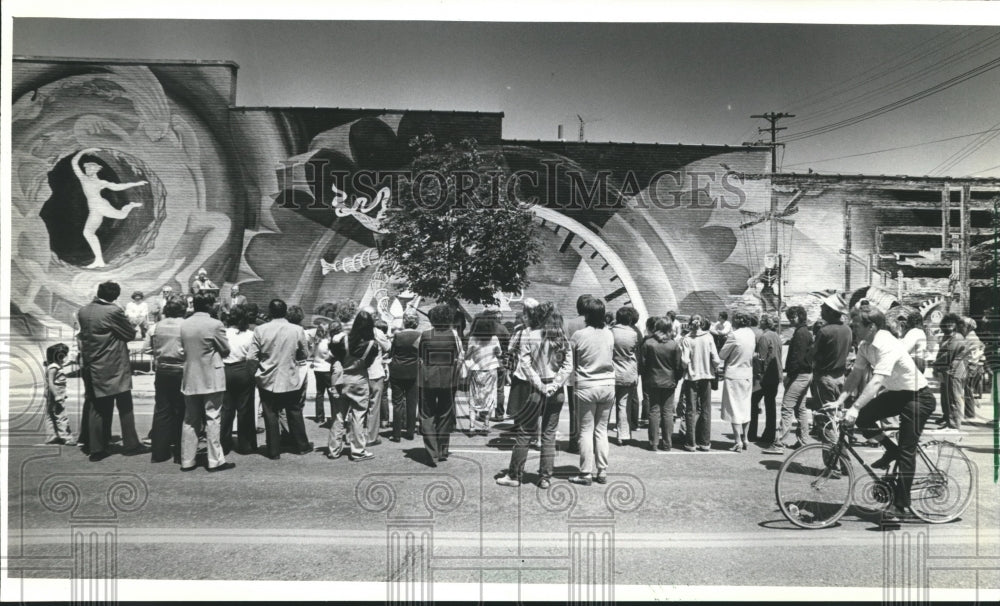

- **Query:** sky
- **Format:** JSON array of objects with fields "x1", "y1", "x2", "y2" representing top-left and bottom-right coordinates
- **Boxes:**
[{"x1": 6, "y1": 1, "x2": 1000, "y2": 178}]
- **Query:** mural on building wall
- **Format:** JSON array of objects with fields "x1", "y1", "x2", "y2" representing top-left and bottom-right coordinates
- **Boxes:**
[
  {"x1": 11, "y1": 63, "x2": 238, "y2": 327},
  {"x1": 12, "y1": 58, "x2": 880, "y2": 335}
]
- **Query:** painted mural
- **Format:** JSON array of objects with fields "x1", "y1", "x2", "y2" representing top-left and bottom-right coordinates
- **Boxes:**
[{"x1": 14, "y1": 58, "x2": 858, "y2": 336}]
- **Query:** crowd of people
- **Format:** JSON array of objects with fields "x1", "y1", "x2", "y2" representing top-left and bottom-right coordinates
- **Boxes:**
[{"x1": 44, "y1": 280, "x2": 991, "y2": 500}]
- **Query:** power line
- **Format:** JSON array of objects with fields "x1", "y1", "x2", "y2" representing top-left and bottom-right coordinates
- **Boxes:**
[
  {"x1": 782, "y1": 127, "x2": 1000, "y2": 168},
  {"x1": 780, "y1": 56, "x2": 1000, "y2": 143},
  {"x1": 784, "y1": 27, "x2": 972, "y2": 117},
  {"x1": 786, "y1": 31, "x2": 1000, "y2": 130},
  {"x1": 962, "y1": 162, "x2": 1000, "y2": 176},
  {"x1": 928, "y1": 120, "x2": 1000, "y2": 176}
]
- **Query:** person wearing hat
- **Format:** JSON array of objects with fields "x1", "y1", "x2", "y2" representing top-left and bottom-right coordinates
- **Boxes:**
[
  {"x1": 809, "y1": 293, "x2": 853, "y2": 407},
  {"x1": 125, "y1": 290, "x2": 150, "y2": 339},
  {"x1": 191, "y1": 268, "x2": 217, "y2": 294}
]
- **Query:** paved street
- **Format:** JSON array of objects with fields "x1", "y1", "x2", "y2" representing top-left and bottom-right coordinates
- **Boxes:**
[{"x1": 6, "y1": 373, "x2": 999, "y2": 595}]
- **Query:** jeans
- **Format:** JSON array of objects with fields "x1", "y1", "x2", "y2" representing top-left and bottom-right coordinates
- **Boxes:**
[
  {"x1": 748, "y1": 382, "x2": 778, "y2": 442},
  {"x1": 421, "y1": 387, "x2": 455, "y2": 462},
  {"x1": 777, "y1": 373, "x2": 813, "y2": 447},
  {"x1": 367, "y1": 377, "x2": 386, "y2": 442},
  {"x1": 614, "y1": 384, "x2": 637, "y2": 441},
  {"x1": 566, "y1": 385, "x2": 579, "y2": 448},
  {"x1": 495, "y1": 367, "x2": 508, "y2": 417},
  {"x1": 45, "y1": 396, "x2": 73, "y2": 443},
  {"x1": 647, "y1": 385, "x2": 676, "y2": 449},
  {"x1": 575, "y1": 385, "x2": 614, "y2": 476},
  {"x1": 329, "y1": 379, "x2": 368, "y2": 457},
  {"x1": 508, "y1": 376, "x2": 530, "y2": 428},
  {"x1": 937, "y1": 373, "x2": 965, "y2": 430},
  {"x1": 390, "y1": 377, "x2": 418, "y2": 439},
  {"x1": 508, "y1": 385, "x2": 565, "y2": 481},
  {"x1": 313, "y1": 370, "x2": 332, "y2": 419},
  {"x1": 684, "y1": 379, "x2": 712, "y2": 449},
  {"x1": 181, "y1": 392, "x2": 225, "y2": 468},
  {"x1": 810, "y1": 372, "x2": 845, "y2": 407},
  {"x1": 856, "y1": 387, "x2": 936, "y2": 507},
  {"x1": 150, "y1": 369, "x2": 185, "y2": 462}
]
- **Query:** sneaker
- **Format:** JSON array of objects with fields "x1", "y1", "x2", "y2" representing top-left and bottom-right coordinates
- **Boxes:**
[
  {"x1": 496, "y1": 475, "x2": 521, "y2": 487},
  {"x1": 594, "y1": 472, "x2": 608, "y2": 485},
  {"x1": 696, "y1": 445, "x2": 710, "y2": 452},
  {"x1": 538, "y1": 478, "x2": 551, "y2": 489},
  {"x1": 683, "y1": 445, "x2": 697, "y2": 452},
  {"x1": 351, "y1": 450, "x2": 375, "y2": 462},
  {"x1": 207, "y1": 462, "x2": 236, "y2": 473},
  {"x1": 568, "y1": 475, "x2": 593, "y2": 486},
  {"x1": 881, "y1": 505, "x2": 911, "y2": 525},
  {"x1": 762, "y1": 443, "x2": 785, "y2": 455}
]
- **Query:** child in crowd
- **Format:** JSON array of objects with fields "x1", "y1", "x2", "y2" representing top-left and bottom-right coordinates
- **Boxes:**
[{"x1": 44, "y1": 343, "x2": 76, "y2": 445}]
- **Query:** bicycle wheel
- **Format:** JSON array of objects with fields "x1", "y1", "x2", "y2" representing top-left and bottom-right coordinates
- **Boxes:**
[
  {"x1": 775, "y1": 443, "x2": 855, "y2": 529},
  {"x1": 909, "y1": 440, "x2": 975, "y2": 524}
]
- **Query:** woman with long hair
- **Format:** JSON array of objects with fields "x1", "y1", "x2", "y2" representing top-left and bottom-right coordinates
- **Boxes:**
[
  {"x1": 465, "y1": 313, "x2": 502, "y2": 436},
  {"x1": 327, "y1": 309, "x2": 379, "y2": 461},
  {"x1": 496, "y1": 302, "x2": 573, "y2": 489},
  {"x1": 220, "y1": 304, "x2": 258, "y2": 455}
]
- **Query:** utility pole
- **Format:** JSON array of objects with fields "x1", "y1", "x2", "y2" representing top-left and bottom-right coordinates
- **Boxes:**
[
  {"x1": 577, "y1": 114, "x2": 585, "y2": 142},
  {"x1": 752, "y1": 111, "x2": 794, "y2": 334},
  {"x1": 751, "y1": 112, "x2": 795, "y2": 254}
]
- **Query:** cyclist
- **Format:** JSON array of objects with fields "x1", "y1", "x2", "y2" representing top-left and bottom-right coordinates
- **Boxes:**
[{"x1": 832, "y1": 304, "x2": 936, "y2": 522}]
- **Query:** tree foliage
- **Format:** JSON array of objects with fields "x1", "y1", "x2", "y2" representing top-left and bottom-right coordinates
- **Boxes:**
[{"x1": 378, "y1": 136, "x2": 541, "y2": 305}]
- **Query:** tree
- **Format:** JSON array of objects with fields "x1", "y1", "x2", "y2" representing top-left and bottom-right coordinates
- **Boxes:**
[{"x1": 378, "y1": 136, "x2": 541, "y2": 305}]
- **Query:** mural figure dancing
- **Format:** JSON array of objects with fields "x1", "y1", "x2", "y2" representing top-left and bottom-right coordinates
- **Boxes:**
[
  {"x1": 72, "y1": 148, "x2": 147, "y2": 268},
  {"x1": 746, "y1": 252, "x2": 781, "y2": 313}
]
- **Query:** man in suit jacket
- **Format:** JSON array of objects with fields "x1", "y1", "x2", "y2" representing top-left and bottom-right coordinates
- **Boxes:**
[
  {"x1": 76, "y1": 281, "x2": 142, "y2": 461},
  {"x1": 247, "y1": 299, "x2": 313, "y2": 459},
  {"x1": 179, "y1": 292, "x2": 233, "y2": 472}
]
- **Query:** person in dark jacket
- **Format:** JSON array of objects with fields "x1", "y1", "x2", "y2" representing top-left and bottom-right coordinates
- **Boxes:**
[
  {"x1": 419, "y1": 304, "x2": 464, "y2": 465},
  {"x1": 76, "y1": 281, "x2": 142, "y2": 461},
  {"x1": 389, "y1": 311, "x2": 421, "y2": 441},
  {"x1": 639, "y1": 318, "x2": 682, "y2": 451},
  {"x1": 765, "y1": 305, "x2": 813, "y2": 455},
  {"x1": 809, "y1": 294, "x2": 853, "y2": 407},
  {"x1": 748, "y1": 314, "x2": 783, "y2": 443}
]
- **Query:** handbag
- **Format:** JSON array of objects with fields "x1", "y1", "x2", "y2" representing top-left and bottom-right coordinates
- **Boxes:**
[{"x1": 503, "y1": 328, "x2": 522, "y2": 375}]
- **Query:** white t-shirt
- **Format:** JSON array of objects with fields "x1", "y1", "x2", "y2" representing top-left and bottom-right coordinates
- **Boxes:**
[
  {"x1": 900, "y1": 328, "x2": 927, "y2": 361},
  {"x1": 224, "y1": 328, "x2": 254, "y2": 364},
  {"x1": 856, "y1": 330, "x2": 928, "y2": 393}
]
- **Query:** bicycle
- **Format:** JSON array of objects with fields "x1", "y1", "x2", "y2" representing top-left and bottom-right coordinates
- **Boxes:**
[{"x1": 775, "y1": 405, "x2": 974, "y2": 529}]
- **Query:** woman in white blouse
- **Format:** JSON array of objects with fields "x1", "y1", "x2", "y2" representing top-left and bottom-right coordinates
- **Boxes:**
[
  {"x1": 220, "y1": 305, "x2": 257, "y2": 454},
  {"x1": 464, "y1": 314, "x2": 502, "y2": 436}
]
